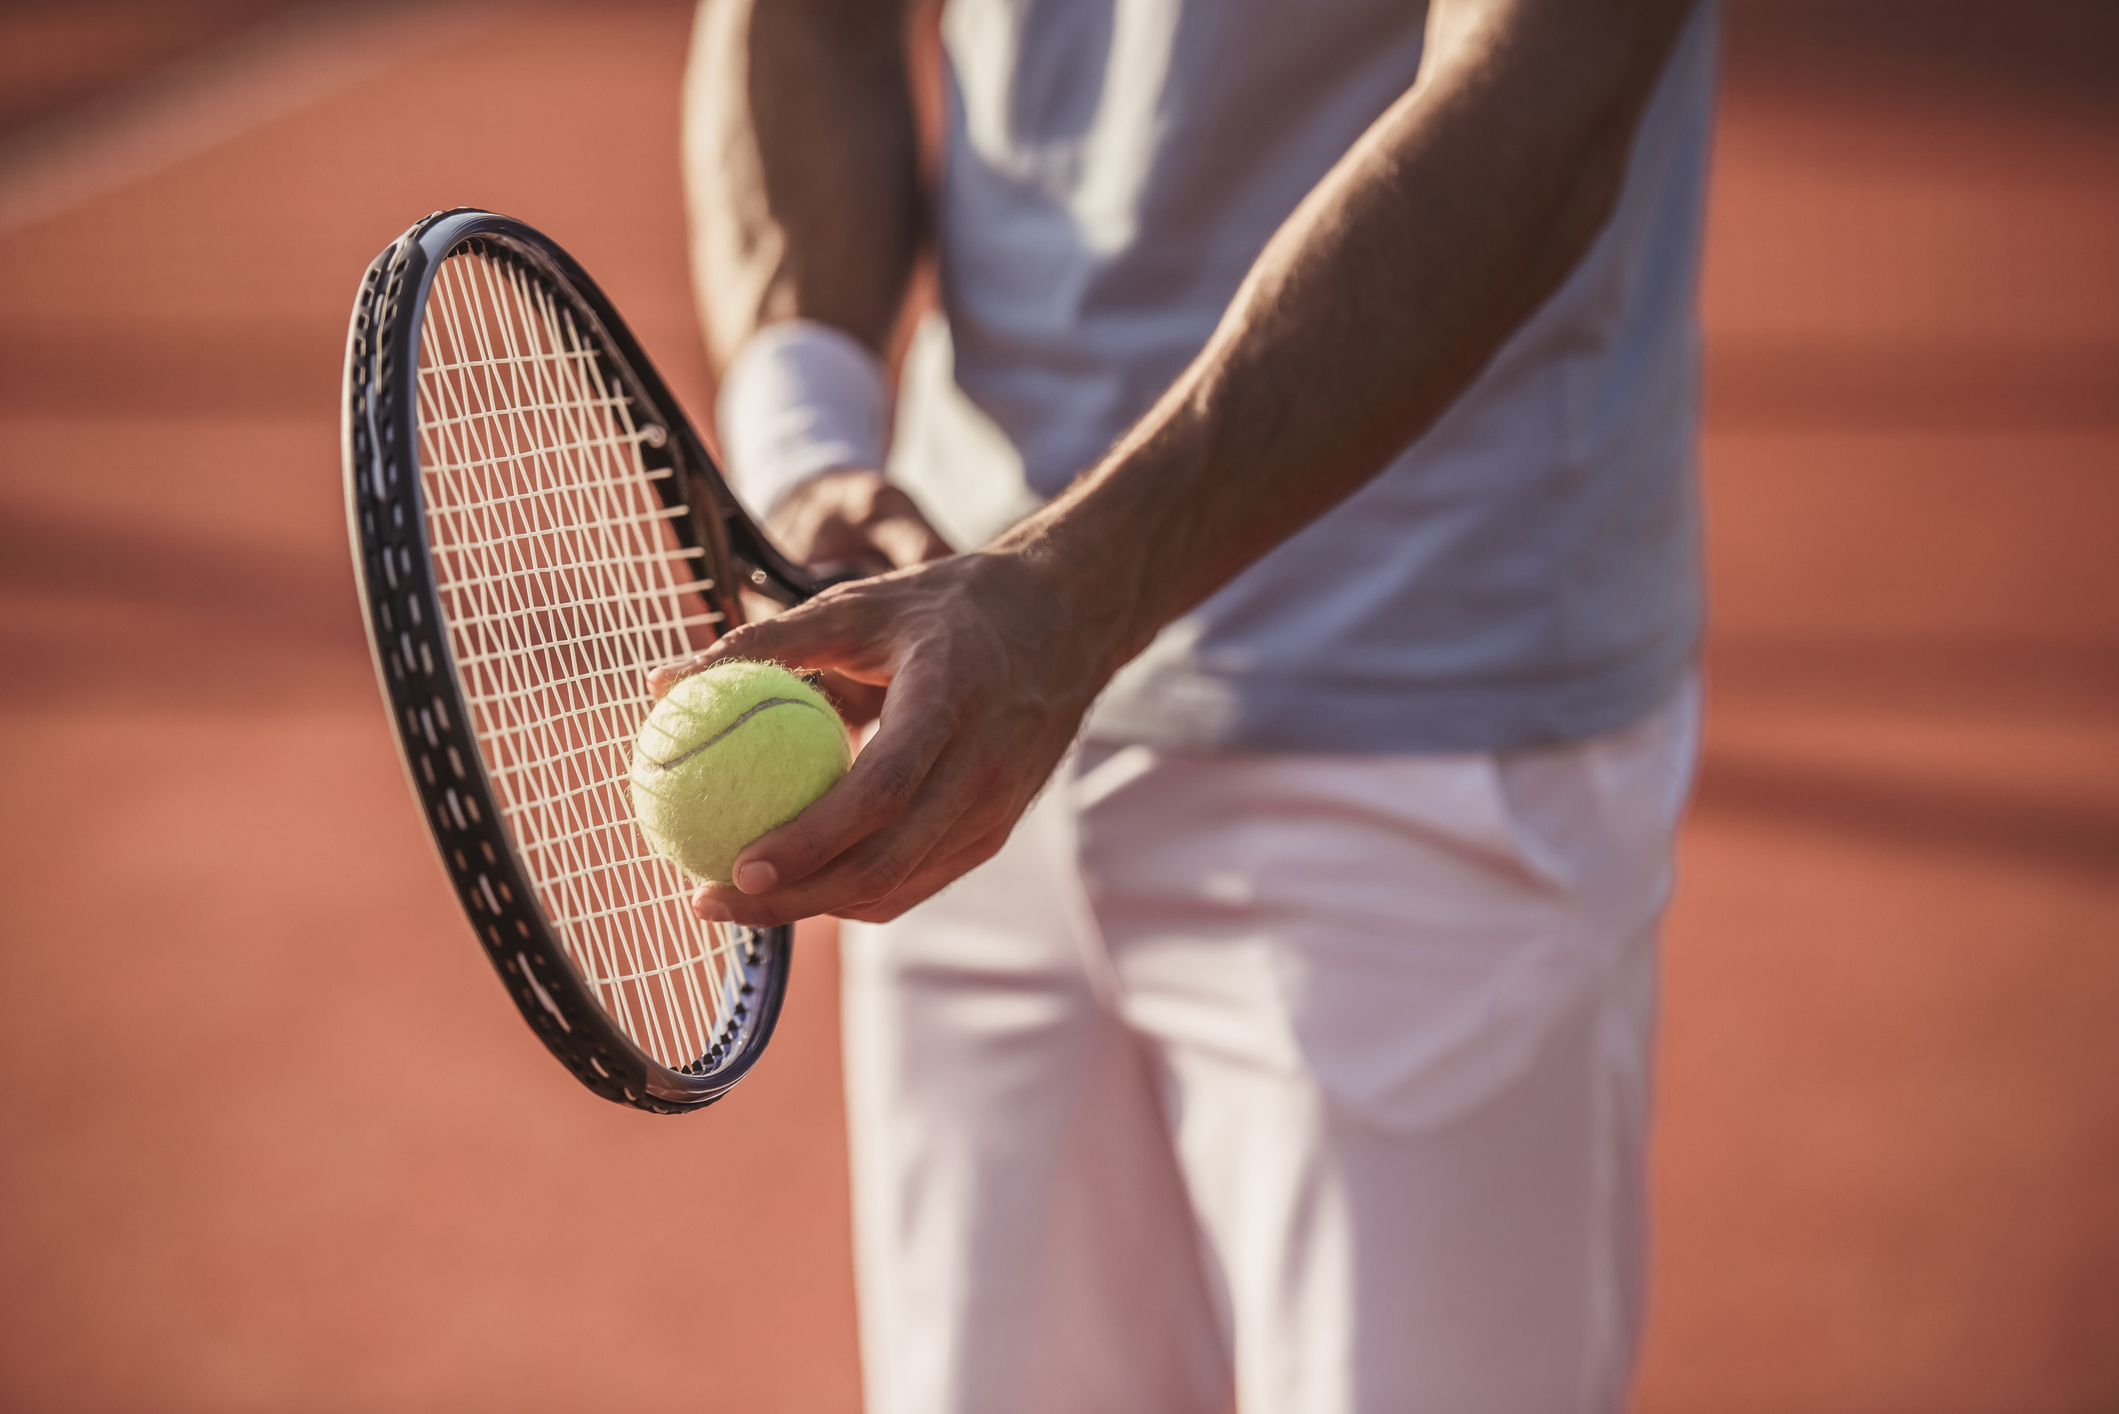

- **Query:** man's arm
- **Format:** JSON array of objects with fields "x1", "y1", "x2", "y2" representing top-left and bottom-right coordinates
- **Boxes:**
[
  {"x1": 668, "y1": 0, "x2": 1702, "y2": 926},
  {"x1": 684, "y1": 0, "x2": 949, "y2": 576}
]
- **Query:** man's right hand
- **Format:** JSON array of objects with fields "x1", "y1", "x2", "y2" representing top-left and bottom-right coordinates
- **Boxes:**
[{"x1": 768, "y1": 468, "x2": 953, "y2": 580}]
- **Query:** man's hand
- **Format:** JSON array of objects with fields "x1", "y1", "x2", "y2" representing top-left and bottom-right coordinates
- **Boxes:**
[
  {"x1": 754, "y1": 468, "x2": 954, "y2": 726},
  {"x1": 767, "y1": 468, "x2": 953, "y2": 580},
  {"x1": 648, "y1": 539, "x2": 1118, "y2": 926}
]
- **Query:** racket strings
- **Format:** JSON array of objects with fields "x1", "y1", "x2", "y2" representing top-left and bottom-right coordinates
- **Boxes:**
[
  {"x1": 414, "y1": 246, "x2": 738, "y2": 1071},
  {"x1": 422, "y1": 255, "x2": 724, "y2": 1068}
]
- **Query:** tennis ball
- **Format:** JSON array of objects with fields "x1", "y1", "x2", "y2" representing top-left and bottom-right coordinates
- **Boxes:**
[{"x1": 629, "y1": 659, "x2": 850, "y2": 886}]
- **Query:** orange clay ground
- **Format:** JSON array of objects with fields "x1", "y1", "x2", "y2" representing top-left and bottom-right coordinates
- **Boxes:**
[{"x1": 1, "y1": 3, "x2": 2113, "y2": 1409}]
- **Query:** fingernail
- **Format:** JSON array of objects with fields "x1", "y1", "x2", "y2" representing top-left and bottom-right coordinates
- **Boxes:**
[
  {"x1": 692, "y1": 892, "x2": 733, "y2": 923},
  {"x1": 735, "y1": 860, "x2": 778, "y2": 894}
]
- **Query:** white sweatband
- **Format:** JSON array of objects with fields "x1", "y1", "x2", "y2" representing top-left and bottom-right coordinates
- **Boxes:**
[{"x1": 714, "y1": 319, "x2": 891, "y2": 519}]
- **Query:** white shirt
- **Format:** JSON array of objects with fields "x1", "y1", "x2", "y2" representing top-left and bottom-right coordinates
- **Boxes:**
[{"x1": 910, "y1": 0, "x2": 1719, "y2": 752}]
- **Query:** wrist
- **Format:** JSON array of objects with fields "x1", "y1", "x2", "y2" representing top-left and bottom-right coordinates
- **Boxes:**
[
  {"x1": 992, "y1": 397, "x2": 1211, "y2": 680},
  {"x1": 992, "y1": 501, "x2": 1161, "y2": 689},
  {"x1": 715, "y1": 320, "x2": 892, "y2": 519}
]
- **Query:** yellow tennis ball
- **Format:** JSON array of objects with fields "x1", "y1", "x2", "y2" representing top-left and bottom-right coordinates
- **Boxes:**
[{"x1": 629, "y1": 659, "x2": 850, "y2": 886}]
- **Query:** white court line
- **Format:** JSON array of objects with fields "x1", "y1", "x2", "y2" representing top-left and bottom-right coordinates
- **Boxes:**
[{"x1": 0, "y1": 0, "x2": 515, "y2": 238}]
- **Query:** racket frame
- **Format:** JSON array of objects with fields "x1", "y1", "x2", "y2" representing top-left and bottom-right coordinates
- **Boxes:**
[{"x1": 343, "y1": 208, "x2": 819, "y2": 1113}]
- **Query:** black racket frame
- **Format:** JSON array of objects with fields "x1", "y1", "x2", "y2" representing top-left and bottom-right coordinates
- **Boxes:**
[{"x1": 343, "y1": 208, "x2": 823, "y2": 1114}]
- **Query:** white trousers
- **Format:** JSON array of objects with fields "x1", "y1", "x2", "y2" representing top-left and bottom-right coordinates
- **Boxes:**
[{"x1": 841, "y1": 681, "x2": 1700, "y2": 1414}]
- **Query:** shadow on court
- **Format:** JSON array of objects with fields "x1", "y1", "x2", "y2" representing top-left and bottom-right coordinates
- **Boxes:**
[{"x1": 0, "y1": 2, "x2": 2113, "y2": 1410}]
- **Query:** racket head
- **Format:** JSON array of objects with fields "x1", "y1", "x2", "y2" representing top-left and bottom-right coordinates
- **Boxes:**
[{"x1": 342, "y1": 209, "x2": 820, "y2": 1113}]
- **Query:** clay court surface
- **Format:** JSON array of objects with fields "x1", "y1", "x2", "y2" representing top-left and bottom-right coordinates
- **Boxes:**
[{"x1": 1, "y1": 2, "x2": 2113, "y2": 1409}]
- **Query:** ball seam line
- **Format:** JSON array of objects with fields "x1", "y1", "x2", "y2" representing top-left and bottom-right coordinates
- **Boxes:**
[{"x1": 636, "y1": 696, "x2": 830, "y2": 773}]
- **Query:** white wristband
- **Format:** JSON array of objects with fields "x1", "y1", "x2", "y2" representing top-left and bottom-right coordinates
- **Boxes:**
[{"x1": 714, "y1": 320, "x2": 891, "y2": 520}]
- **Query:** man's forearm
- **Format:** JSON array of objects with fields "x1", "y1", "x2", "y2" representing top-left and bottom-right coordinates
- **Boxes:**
[
  {"x1": 683, "y1": 0, "x2": 921, "y2": 369},
  {"x1": 1001, "y1": 0, "x2": 1699, "y2": 671}
]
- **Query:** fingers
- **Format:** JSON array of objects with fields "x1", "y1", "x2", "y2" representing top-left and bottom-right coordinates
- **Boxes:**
[
  {"x1": 870, "y1": 510, "x2": 953, "y2": 568},
  {"x1": 689, "y1": 714, "x2": 1007, "y2": 928},
  {"x1": 646, "y1": 656, "x2": 704, "y2": 700},
  {"x1": 705, "y1": 793, "x2": 1020, "y2": 929},
  {"x1": 764, "y1": 469, "x2": 956, "y2": 571},
  {"x1": 813, "y1": 669, "x2": 887, "y2": 726},
  {"x1": 828, "y1": 819, "x2": 1015, "y2": 923},
  {"x1": 647, "y1": 579, "x2": 889, "y2": 700},
  {"x1": 741, "y1": 694, "x2": 957, "y2": 889},
  {"x1": 715, "y1": 593, "x2": 866, "y2": 673},
  {"x1": 688, "y1": 782, "x2": 969, "y2": 928}
]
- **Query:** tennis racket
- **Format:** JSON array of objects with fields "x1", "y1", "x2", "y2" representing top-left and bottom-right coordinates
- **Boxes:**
[{"x1": 342, "y1": 208, "x2": 832, "y2": 1114}]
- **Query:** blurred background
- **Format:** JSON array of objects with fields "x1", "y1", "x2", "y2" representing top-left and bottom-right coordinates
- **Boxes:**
[{"x1": 0, "y1": 0, "x2": 2113, "y2": 1409}]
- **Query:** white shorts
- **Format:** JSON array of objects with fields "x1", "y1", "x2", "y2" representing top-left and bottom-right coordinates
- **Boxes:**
[{"x1": 840, "y1": 680, "x2": 1700, "y2": 1414}]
